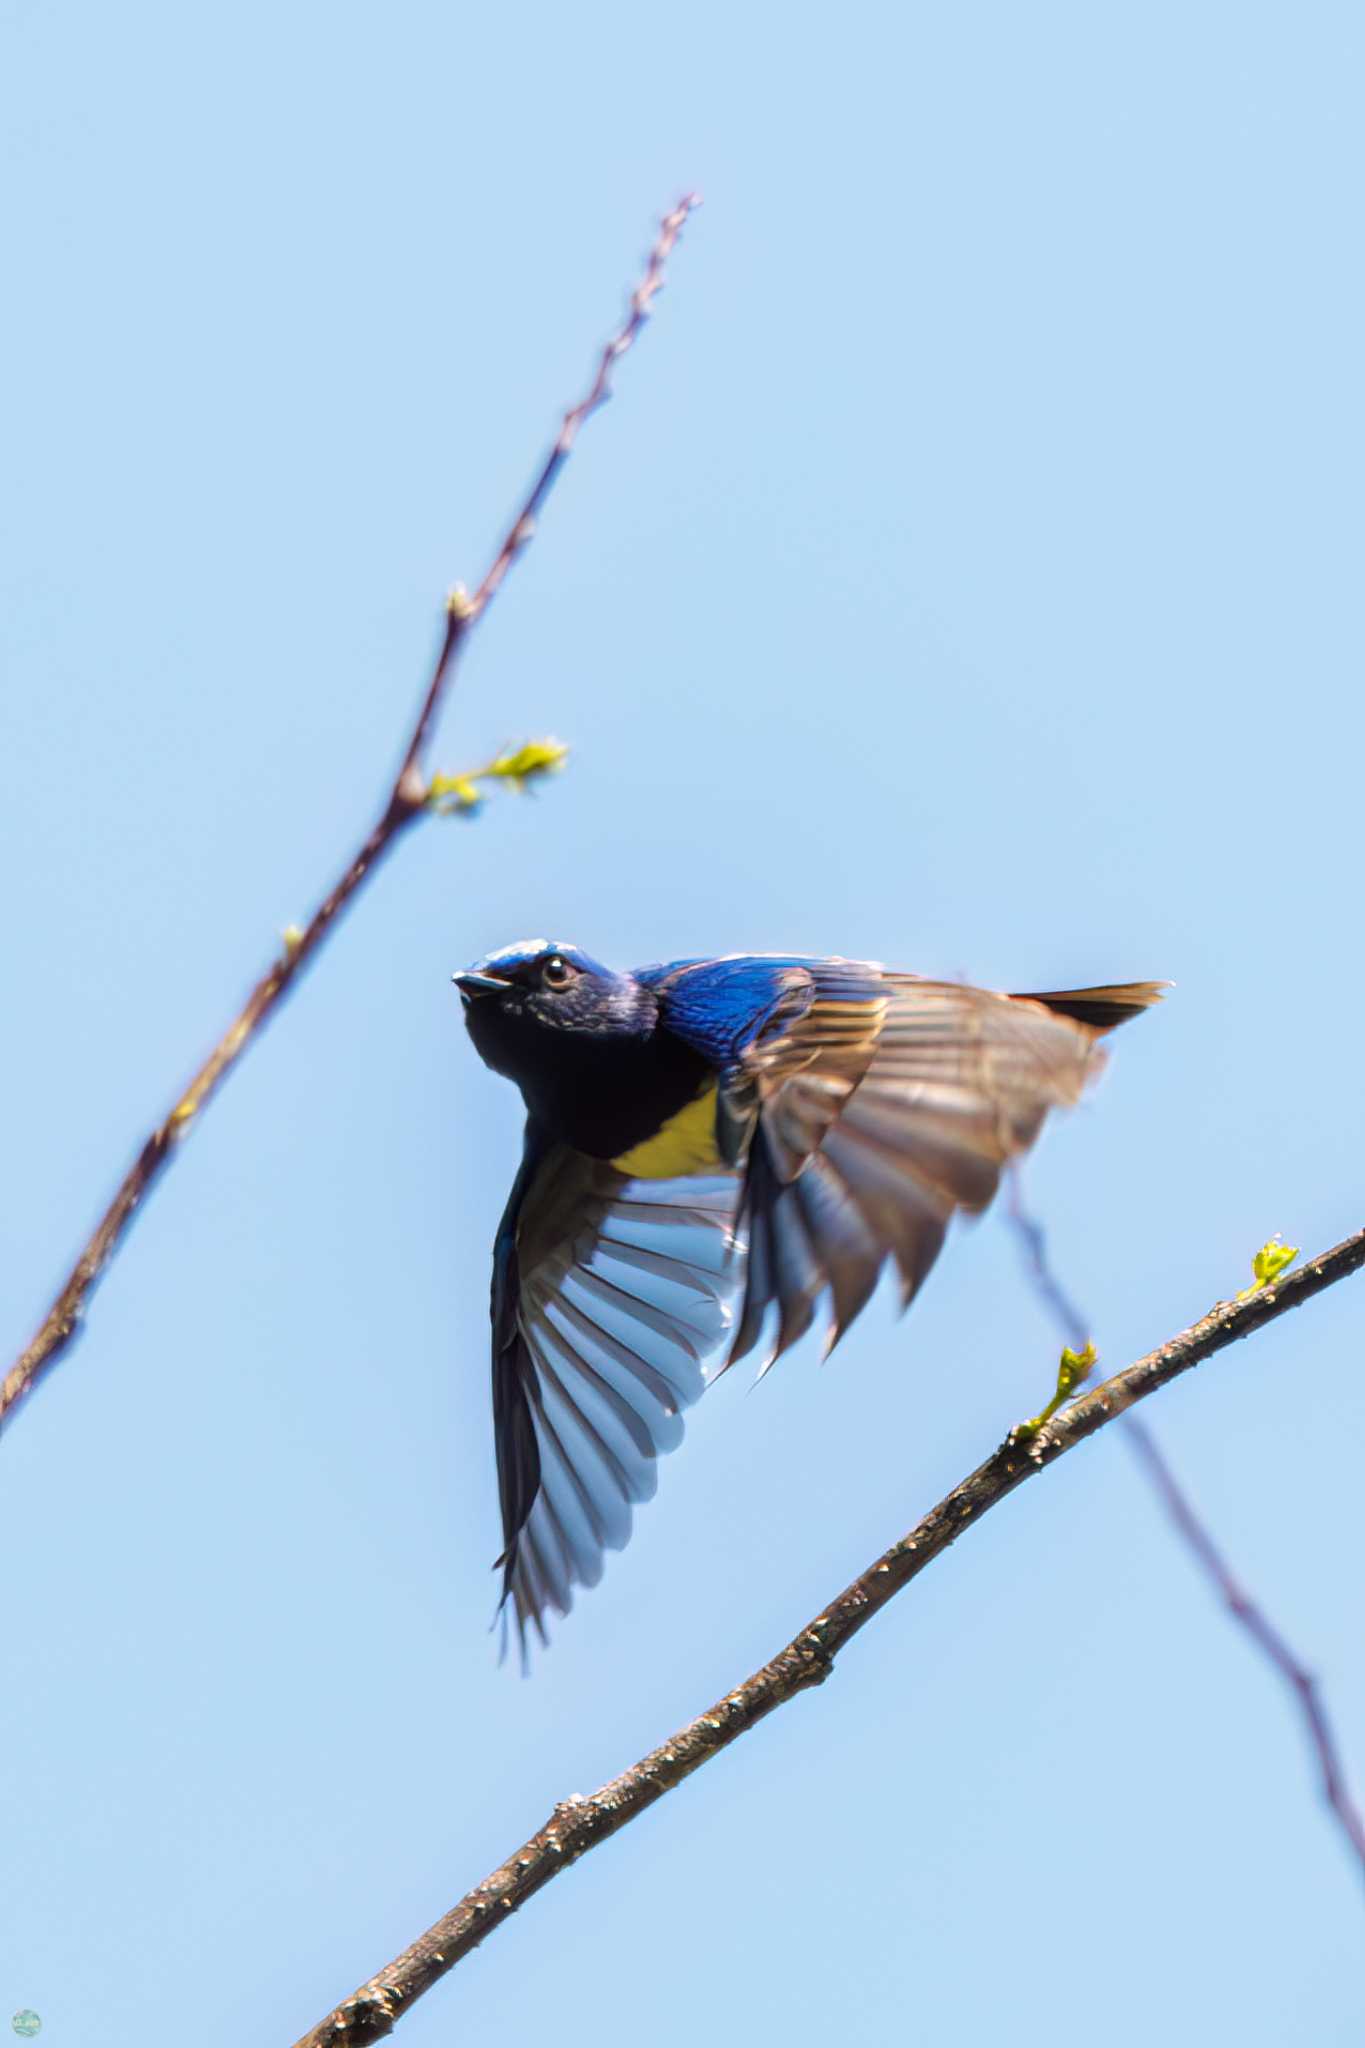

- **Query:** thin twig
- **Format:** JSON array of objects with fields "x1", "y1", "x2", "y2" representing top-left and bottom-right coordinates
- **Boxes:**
[
  {"x1": 1124, "y1": 1413, "x2": 1365, "y2": 1882},
  {"x1": 2, "y1": 195, "x2": 700, "y2": 1435},
  {"x1": 1004, "y1": 1178, "x2": 1365, "y2": 1887},
  {"x1": 1005, "y1": 1169, "x2": 1089, "y2": 1349},
  {"x1": 290, "y1": 1225, "x2": 1365, "y2": 2047}
]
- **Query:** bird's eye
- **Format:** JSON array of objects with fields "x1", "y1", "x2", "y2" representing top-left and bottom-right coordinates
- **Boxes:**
[{"x1": 541, "y1": 954, "x2": 573, "y2": 990}]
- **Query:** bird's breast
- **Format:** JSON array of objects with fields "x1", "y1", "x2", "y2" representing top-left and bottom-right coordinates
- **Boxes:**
[
  {"x1": 517, "y1": 1023, "x2": 716, "y2": 1166},
  {"x1": 609, "y1": 1082, "x2": 722, "y2": 1179}
]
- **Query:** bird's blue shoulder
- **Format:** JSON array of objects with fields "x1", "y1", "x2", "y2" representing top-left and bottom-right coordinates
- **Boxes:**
[{"x1": 635, "y1": 954, "x2": 883, "y2": 1064}]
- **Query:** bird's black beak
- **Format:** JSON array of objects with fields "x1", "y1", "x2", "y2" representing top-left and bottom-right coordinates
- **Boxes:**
[{"x1": 453, "y1": 970, "x2": 506, "y2": 999}]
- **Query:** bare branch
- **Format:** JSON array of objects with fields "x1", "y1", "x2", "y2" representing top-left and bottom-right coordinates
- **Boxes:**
[
  {"x1": 290, "y1": 1224, "x2": 1365, "y2": 2047},
  {"x1": 2, "y1": 195, "x2": 700, "y2": 1435},
  {"x1": 1005, "y1": 1168, "x2": 1089, "y2": 1349},
  {"x1": 1004, "y1": 1179, "x2": 1365, "y2": 1886},
  {"x1": 1124, "y1": 1414, "x2": 1365, "y2": 1882}
]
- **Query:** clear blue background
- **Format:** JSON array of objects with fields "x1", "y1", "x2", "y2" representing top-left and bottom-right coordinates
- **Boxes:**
[{"x1": 3, "y1": 3, "x2": 1363, "y2": 2042}]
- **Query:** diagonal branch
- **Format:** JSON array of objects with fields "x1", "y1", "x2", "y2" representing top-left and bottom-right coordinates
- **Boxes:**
[
  {"x1": 1005, "y1": 1177, "x2": 1365, "y2": 1886},
  {"x1": 1123, "y1": 1414, "x2": 1365, "y2": 1882},
  {"x1": 2, "y1": 194, "x2": 700, "y2": 1435},
  {"x1": 291, "y1": 1224, "x2": 1365, "y2": 2047}
]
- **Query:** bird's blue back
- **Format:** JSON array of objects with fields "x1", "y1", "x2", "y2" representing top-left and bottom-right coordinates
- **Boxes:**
[{"x1": 636, "y1": 954, "x2": 884, "y2": 1066}]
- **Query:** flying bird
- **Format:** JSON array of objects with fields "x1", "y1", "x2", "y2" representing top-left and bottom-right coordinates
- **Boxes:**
[{"x1": 455, "y1": 942, "x2": 1162, "y2": 1652}]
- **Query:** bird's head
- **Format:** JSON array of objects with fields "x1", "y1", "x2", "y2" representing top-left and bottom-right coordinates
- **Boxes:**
[{"x1": 454, "y1": 939, "x2": 656, "y2": 1091}]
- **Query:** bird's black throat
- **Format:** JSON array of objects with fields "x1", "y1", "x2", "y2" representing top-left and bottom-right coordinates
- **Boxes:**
[{"x1": 465, "y1": 994, "x2": 714, "y2": 1162}]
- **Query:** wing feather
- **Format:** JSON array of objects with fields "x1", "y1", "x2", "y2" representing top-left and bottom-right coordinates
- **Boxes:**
[
  {"x1": 491, "y1": 1141, "x2": 741, "y2": 1657},
  {"x1": 790, "y1": 1151, "x2": 885, "y2": 1345},
  {"x1": 724, "y1": 973, "x2": 1109, "y2": 1371}
]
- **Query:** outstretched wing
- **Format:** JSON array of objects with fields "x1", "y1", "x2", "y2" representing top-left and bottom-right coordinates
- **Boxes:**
[
  {"x1": 720, "y1": 971, "x2": 1132, "y2": 1369},
  {"x1": 490, "y1": 1127, "x2": 741, "y2": 1656}
]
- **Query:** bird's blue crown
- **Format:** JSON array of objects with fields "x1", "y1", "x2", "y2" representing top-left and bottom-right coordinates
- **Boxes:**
[{"x1": 464, "y1": 938, "x2": 603, "y2": 980}]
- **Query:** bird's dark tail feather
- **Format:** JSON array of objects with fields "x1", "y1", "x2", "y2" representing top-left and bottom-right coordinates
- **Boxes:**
[{"x1": 1011, "y1": 981, "x2": 1169, "y2": 1034}]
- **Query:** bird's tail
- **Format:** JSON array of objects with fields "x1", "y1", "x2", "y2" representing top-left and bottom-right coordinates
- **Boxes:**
[{"x1": 1011, "y1": 981, "x2": 1169, "y2": 1035}]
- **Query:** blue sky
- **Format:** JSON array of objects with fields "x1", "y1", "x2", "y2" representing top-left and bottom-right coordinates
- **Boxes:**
[{"x1": 3, "y1": 3, "x2": 1364, "y2": 2042}]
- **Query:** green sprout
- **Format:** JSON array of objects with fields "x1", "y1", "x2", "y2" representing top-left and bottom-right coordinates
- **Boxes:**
[
  {"x1": 1236, "y1": 1235, "x2": 1299, "y2": 1301},
  {"x1": 427, "y1": 738, "x2": 569, "y2": 818},
  {"x1": 1011, "y1": 1339, "x2": 1098, "y2": 1443}
]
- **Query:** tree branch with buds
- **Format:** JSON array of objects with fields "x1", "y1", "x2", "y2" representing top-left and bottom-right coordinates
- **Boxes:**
[
  {"x1": 291, "y1": 1224, "x2": 1365, "y2": 2047},
  {"x1": 2, "y1": 195, "x2": 699, "y2": 1434},
  {"x1": 1004, "y1": 1194, "x2": 1365, "y2": 1887}
]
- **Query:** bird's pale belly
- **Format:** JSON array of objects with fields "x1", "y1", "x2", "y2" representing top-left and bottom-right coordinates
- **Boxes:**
[{"x1": 610, "y1": 1083, "x2": 721, "y2": 1179}]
